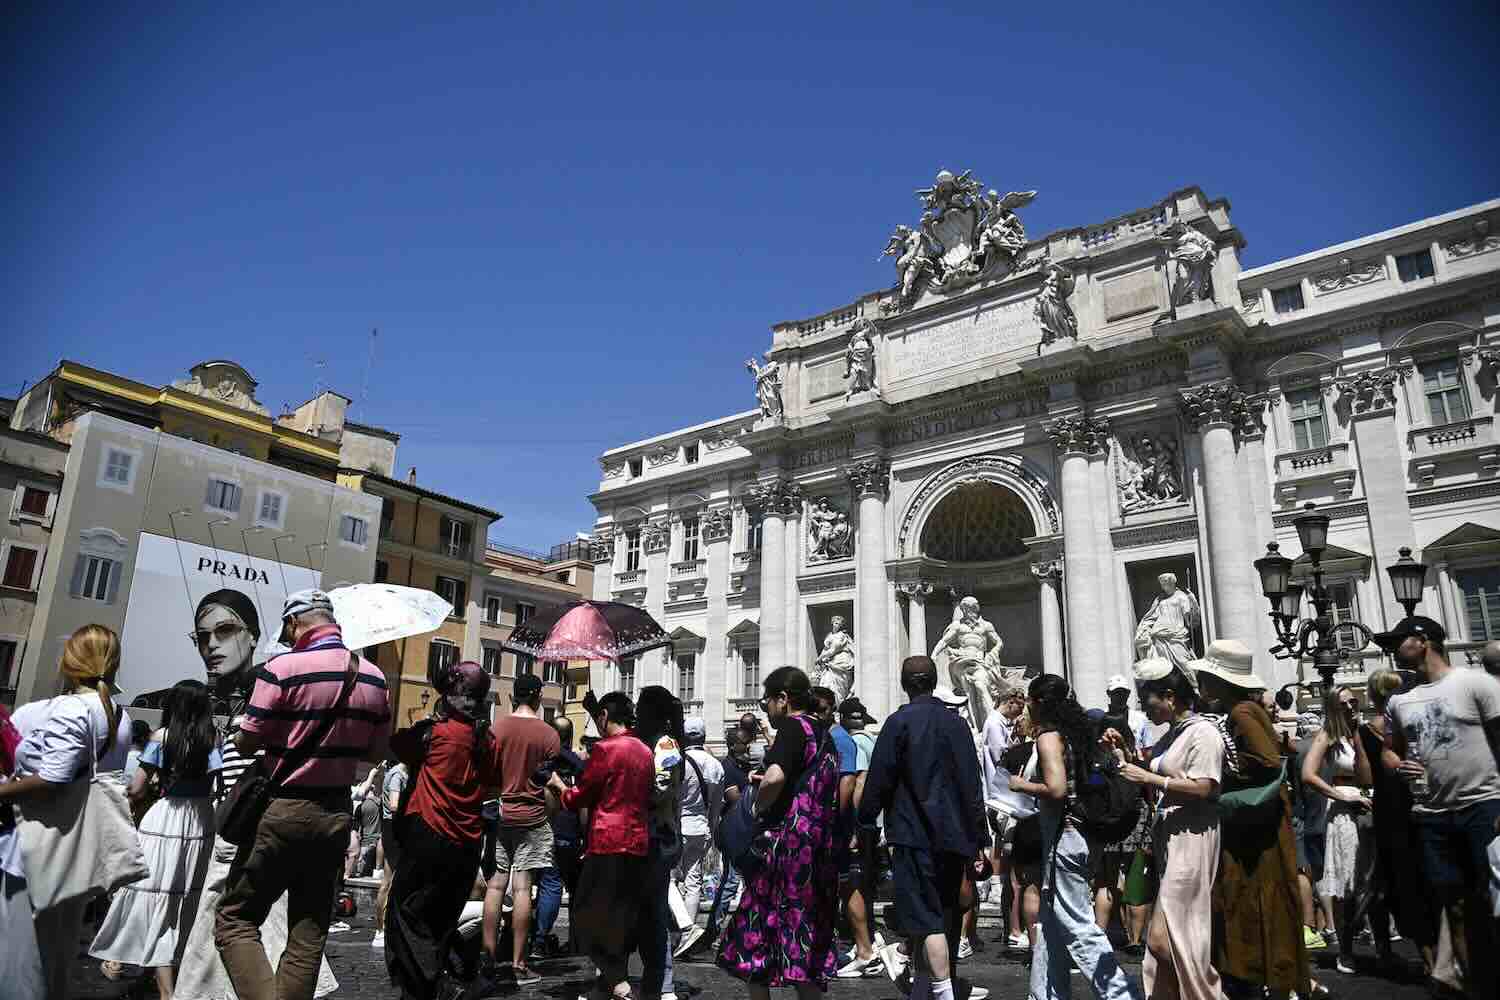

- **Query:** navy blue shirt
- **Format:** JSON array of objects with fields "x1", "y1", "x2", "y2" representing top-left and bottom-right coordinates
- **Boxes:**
[{"x1": 857, "y1": 694, "x2": 988, "y2": 858}]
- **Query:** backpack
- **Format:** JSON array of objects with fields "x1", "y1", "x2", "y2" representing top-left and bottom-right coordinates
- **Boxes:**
[{"x1": 1066, "y1": 742, "x2": 1143, "y2": 845}]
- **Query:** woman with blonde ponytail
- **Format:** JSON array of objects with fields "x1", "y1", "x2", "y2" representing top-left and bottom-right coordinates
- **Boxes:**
[{"x1": 0, "y1": 624, "x2": 134, "y2": 1000}]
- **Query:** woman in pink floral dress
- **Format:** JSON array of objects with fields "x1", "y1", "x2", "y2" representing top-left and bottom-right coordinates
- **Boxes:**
[{"x1": 718, "y1": 666, "x2": 839, "y2": 999}]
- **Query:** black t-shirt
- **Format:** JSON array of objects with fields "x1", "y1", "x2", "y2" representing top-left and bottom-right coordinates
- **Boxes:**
[
  {"x1": 549, "y1": 748, "x2": 586, "y2": 847},
  {"x1": 720, "y1": 755, "x2": 750, "y2": 797},
  {"x1": 762, "y1": 714, "x2": 828, "y2": 825}
]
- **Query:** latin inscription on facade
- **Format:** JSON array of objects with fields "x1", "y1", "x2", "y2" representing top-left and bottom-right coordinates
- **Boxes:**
[
  {"x1": 792, "y1": 437, "x2": 854, "y2": 468},
  {"x1": 886, "y1": 295, "x2": 1039, "y2": 382},
  {"x1": 885, "y1": 396, "x2": 1046, "y2": 447}
]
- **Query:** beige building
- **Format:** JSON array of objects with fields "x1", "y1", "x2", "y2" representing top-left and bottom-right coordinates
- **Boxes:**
[{"x1": 589, "y1": 179, "x2": 1500, "y2": 745}]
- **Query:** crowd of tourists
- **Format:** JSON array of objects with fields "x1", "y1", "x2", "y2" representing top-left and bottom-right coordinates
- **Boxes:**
[{"x1": 2, "y1": 600, "x2": 1498, "y2": 1000}]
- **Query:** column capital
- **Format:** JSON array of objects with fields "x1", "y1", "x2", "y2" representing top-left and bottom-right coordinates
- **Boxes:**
[
  {"x1": 642, "y1": 518, "x2": 670, "y2": 554},
  {"x1": 1465, "y1": 346, "x2": 1499, "y2": 377},
  {"x1": 846, "y1": 458, "x2": 890, "y2": 500},
  {"x1": 1030, "y1": 558, "x2": 1063, "y2": 581},
  {"x1": 1045, "y1": 415, "x2": 1110, "y2": 456},
  {"x1": 745, "y1": 479, "x2": 803, "y2": 516},
  {"x1": 1333, "y1": 363, "x2": 1411, "y2": 416},
  {"x1": 896, "y1": 581, "x2": 934, "y2": 600},
  {"x1": 587, "y1": 532, "x2": 615, "y2": 563},
  {"x1": 702, "y1": 506, "x2": 733, "y2": 542},
  {"x1": 1178, "y1": 379, "x2": 1260, "y2": 437}
]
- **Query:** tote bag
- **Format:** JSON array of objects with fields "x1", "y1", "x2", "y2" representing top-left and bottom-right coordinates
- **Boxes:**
[{"x1": 17, "y1": 697, "x2": 149, "y2": 909}]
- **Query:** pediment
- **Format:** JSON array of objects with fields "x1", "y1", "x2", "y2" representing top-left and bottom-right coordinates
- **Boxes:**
[
  {"x1": 1292, "y1": 543, "x2": 1370, "y2": 579},
  {"x1": 1424, "y1": 522, "x2": 1500, "y2": 560},
  {"x1": 727, "y1": 618, "x2": 760, "y2": 639}
]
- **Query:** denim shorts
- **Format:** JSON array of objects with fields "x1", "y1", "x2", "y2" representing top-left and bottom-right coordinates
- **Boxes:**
[{"x1": 1414, "y1": 798, "x2": 1500, "y2": 903}]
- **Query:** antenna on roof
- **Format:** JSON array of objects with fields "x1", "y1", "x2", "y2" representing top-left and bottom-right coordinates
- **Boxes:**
[
  {"x1": 358, "y1": 328, "x2": 378, "y2": 418},
  {"x1": 311, "y1": 357, "x2": 327, "y2": 397}
]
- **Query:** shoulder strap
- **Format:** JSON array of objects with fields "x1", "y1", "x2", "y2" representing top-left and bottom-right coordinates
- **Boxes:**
[{"x1": 270, "y1": 652, "x2": 361, "y2": 787}]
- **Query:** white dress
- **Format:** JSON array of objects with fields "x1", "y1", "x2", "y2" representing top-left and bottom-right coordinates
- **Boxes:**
[{"x1": 1318, "y1": 738, "x2": 1365, "y2": 897}]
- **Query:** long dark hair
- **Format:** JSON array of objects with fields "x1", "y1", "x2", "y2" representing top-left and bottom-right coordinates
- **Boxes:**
[
  {"x1": 161, "y1": 679, "x2": 216, "y2": 782},
  {"x1": 1028, "y1": 674, "x2": 1096, "y2": 779}
]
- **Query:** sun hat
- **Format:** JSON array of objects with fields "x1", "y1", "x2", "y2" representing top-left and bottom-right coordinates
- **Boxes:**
[
  {"x1": 1131, "y1": 657, "x2": 1175, "y2": 683},
  {"x1": 1187, "y1": 639, "x2": 1266, "y2": 691}
]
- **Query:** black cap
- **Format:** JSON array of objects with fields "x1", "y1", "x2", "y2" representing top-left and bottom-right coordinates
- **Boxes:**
[
  {"x1": 838, "y1": 697, "x2": 877, "y2": 725},
  {"x1": 513, "y1": 673, "x2": 544, "y2": 700},
  {"x1": 1372, "y1": 616, "x2": 1445, "y2": 653}
]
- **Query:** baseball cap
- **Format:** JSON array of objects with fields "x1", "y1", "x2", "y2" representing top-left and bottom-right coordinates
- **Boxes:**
[
  {"x1": 838, "y1": 697, "x2": 877, "y2": 725},
  {"x1": 684, "y1": 716, "x2": 706, "y2": 741},
  {"x1": 1105, "y1": 674, "x2": 1131, "y2": 693},
  {"x1": 282, "y1": 589, "x2": 334, "y2": 619},
  {"x1": 513, "y1": 673, "x2": 544, "y2": 700},
  {"x1": 1372, "y1": 616, "x2": 1445, "y2": 653}
]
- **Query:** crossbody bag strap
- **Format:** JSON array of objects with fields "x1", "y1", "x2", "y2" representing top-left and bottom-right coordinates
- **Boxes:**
[{"x1": 268, "y1": 652, "x2": 360, "y2": 787}]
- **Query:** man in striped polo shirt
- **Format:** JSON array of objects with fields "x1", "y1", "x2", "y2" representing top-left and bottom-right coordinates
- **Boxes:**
[{"x1": 215, "y1": 589, "x2": 392, "y2": 1000}]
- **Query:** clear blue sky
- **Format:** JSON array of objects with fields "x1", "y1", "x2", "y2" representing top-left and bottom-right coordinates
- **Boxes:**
[{"x1": 6, "y1": 2, "x2": 1497, "y2": 550}]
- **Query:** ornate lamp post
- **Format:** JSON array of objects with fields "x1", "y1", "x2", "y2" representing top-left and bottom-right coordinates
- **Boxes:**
[{"x1": 1253, "y1": 502, "x2": 1425, "y2": 694}]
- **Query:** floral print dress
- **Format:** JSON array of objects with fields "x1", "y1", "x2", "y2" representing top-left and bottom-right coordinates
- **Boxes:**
[{"x1": 718, "y1": 715, "x2": 839, "y2": 987}]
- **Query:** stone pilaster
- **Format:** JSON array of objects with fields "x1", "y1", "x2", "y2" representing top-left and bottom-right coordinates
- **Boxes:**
[
  {"x1": 848, "y1": 458, "x2": 892, "y2": 720},
  {"x1": 1235, "y1": 396, "x2": 1284, "y2": 685},
  {"x1": 748, "y1": 482, "x2": 796, "y2": 669},
  {"x1": 898, "y1": 583, "x2": 933, "y2": 663},
  {"x1": 1179, "y1": 381, "x2": 1261, "y2": 649},
  {"x1": 1030, "y1": 559, "x2": 1066, "y2": 679},
  {"x1": 784, "y1": 494, "x2": 801, "y2": 667},
  {"x1": 702, "y1": 504, "x2": 732, "y2": 745},
  {"x1": 1087, "y1": 449, "x2": 1127, "y2": 667},
  {"x1": 1046, "y1": 415, "x2": 1110, "y2": 700},
  {"x1": 643, "y1": 518, "x2": 670, "y2": 686}
]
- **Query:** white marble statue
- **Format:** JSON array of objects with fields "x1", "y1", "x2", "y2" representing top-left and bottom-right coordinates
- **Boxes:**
[
  {"x1": 931, "y1": 596, "x2": 1005, "y2": 730},
  {"x1": 807, "y1": 497, "x2": 853, "y2": 562},
  {"x1": 1133, "y1": 572, "x2": 1202, "y2": 670},
  {"x1": 814, "y1": 615, "x2": 856, "y2": 704},
  {"x1": 1158, "y1": 222, "x2": 1217, "y2": 306},
  {"x1": 1033, "y1": 262, "x2": 1078, "y2": 348},
  {"x1": 880, "y1": 223, "x2": 933, "y2": 311},
  {"x1": 1116, "y1": 433, "x2": 1184, "y2": 512},
  {"x1": 746, "y1": 357, "x2": 783, "y2": 419},
  {"x1": 844, "y1": 322, "x2": 878, "y2": 399},
  {"x1": 975, "y1": 188, "x2": 1036, "y2": 269}
]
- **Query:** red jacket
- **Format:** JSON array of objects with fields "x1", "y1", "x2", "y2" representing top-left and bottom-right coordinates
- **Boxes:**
[{"x1": 561, "y1": 731, "x2": 653, "y2": 856}]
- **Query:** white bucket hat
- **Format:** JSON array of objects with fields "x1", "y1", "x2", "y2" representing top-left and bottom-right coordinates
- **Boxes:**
[{"x1": 1188, "y1": 639, "x2": 1266, "y2": 691}]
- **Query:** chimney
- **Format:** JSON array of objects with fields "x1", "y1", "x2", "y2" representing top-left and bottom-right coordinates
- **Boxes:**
[{"x1": 407, "y1": 466, "x2": 417, "y2": 485}]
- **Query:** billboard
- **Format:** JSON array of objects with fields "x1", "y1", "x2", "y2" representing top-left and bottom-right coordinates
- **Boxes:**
[{"x1": 118, "y1": 532, "x2": 320, "y2": 707}]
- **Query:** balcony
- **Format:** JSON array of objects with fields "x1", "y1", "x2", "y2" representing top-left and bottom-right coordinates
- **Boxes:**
[
  {"x1": 671, "y1": 559, "x2": 706, "y2": 581},
  {"x1": 1408, "y1": 415, "x2": 1498, "y2": 486},
  {"x1": 1273, "y1": 440, "x2": 1355, "y2": 506},
  {"x1": 613, "y1": 569, "x2": 648, "y2": 601},
  {"x1": 730, "y1": 550, "x2": 760, "y2": 594}
]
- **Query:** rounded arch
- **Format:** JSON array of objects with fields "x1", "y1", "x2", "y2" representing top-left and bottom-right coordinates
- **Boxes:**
[
  {"x1": 1391, "y1": 320, "x2": 1476, "y2": 352},
  {"x1": 921, "y1": 484, "x2": 1035, "y2": 561},
  {"x1": 896, "y1": 453, "x2": 1059, "y2": 559}
]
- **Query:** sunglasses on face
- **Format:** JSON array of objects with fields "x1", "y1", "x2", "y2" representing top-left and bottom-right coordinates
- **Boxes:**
[{"x1": 189, "y1": 622, "x2": 246, "y2": 647}]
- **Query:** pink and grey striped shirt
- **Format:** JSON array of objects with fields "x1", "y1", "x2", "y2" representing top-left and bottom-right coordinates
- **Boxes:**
[{"x1": 242, "y1": 624, "x2": 391, "y2": 788}]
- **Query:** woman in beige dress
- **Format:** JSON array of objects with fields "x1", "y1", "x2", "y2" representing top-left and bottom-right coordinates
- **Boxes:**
[{"x1": 1113, "y1": 660, "x2": 1224, "y2": 1000}]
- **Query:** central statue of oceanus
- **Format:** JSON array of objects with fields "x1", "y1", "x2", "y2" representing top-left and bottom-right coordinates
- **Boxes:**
[{"x1": 931, "y1": 596, "x2": 1006, "y2": 730}]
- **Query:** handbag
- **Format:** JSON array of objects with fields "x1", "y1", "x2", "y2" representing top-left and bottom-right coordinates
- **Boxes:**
[
  {"x1": 714, "y1": 724, "x2": 831, "y2": 877},
  {"x1": 16, "y1": 697, "x2": 150, "y2": 910},
  {"x1": 1217, "y1": 760, "x2": 1286, "y2": 827},
  {"x1": 215, "y1": 652, "x2": 360, "y2": 848}
]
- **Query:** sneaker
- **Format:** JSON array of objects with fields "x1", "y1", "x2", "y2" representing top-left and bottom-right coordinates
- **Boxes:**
[
  {"x1": 1303, "y1": 926, "x2": 1327, "y2": 950},
  {"x1": 1320, "y1": 928, "x2": 1337, "y2": 945},
  {"x1": 958, "y1": 983, "x2": 989, "y2": 1000},
  {"x1": 327, "y1": 921, "x2": 351, "y2": 934},
  {"x1": 880, "y1": 942, "x2": 909, "y2": 981},
  {"x1": 370, "y1": 931, "x2": 385, "y2": 949},
  {"x1": 1008, "y1": 932, "x2": 1029, "y2": 949},
  {"x1": 837, "y1": 955, "x2": 884, "y2": 979},
  {"x1": 674, "y1": 925, "x2": 706, "y2": 959},
  {"x1": 957, "y1": 938, "x2": 974, "y2": 960},
  {"x1": 513, "y1": 965, "x2": 542, "y2": 986},
  {"x1": 1335, "y1": 957, "x2": 1355, "y2": 975}
]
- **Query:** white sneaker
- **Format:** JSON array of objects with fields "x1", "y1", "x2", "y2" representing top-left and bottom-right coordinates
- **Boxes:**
[
  {"x1": 966, "y1": 988, "x2": 989, "y2": 1000},
  {"x1": 957, "y1": 938, "x2": 974, "y2": 960},
  {"x1": 673, "y1": 926, "x2": 705, "y2": 959},
  {"x1": 370, "y1": 931, "x2": 385, "y2": 949},
  {"x1": 1008, "y1": 932, "x2": 1029, "y2": 949},
  {"x1": 836, "y1": 955, "x2": 884, "y2": 979},
  {"x1": 879, "y1": 942, "x2": 909, "y2": 981}
]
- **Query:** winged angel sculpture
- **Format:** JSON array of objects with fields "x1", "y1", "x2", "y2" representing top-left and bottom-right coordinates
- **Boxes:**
[{"x1": 881, "y1": 170, "x2": 1037, "y2": 313}]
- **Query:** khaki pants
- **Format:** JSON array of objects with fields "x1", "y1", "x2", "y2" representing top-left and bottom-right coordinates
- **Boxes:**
[{"x1": 215, "y1": 795, "x2": 351, "y2": 1000}]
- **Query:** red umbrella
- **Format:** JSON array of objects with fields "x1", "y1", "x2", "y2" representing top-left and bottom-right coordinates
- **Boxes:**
[{"x1": 499, "y1": 600, "x2": 672, "y2": 663}]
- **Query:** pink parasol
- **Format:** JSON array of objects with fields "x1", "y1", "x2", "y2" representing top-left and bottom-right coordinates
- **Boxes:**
[{"x1": 499, "y1": 599, "x2": 671, "y2": 663}]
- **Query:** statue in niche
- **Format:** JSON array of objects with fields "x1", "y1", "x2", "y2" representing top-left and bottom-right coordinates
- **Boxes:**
[
  {"x1": 1133, "y1": 572, "x2": 1202, "y2": 671},
  {"x1": 1157, "y1": 222, "x2": 1217, "y2": 306},
  {"x1": 813, "y1": 615, "x2": 857, "y2": 704},
  {"x1": 745, "y1": 357, "x2": 783, "y2": 419},
  {"x1": 1033, "y1": 262, "x2": 1078, "y2": 348},
  {"x1": 844, "y1": 322, "x2": 879, "y2": 399},
  {"x1": 931, "y1": 596, "x2": 1005, "y2": 731},
  {"x1": 807, "y1": 497, "x2": 853, "y2": 562},
  {"x1": 1116, "y1": 433, "x2": 1184, "y2": 512}
]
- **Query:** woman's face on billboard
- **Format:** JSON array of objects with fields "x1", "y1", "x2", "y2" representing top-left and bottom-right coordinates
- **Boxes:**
[{"x1": 193, "y1": 604, "x2": 256, "y2": 680}]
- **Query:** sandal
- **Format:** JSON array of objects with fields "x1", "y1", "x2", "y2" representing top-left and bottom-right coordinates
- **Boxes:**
[{"x1": 101, "y1": 961, "x2": 126, "y2": 982}]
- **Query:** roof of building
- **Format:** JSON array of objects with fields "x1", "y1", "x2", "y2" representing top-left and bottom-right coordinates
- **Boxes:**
[
  {"x1": 343, "y1": 419, "x2": 401, "y2": 442},
  {"x1": 342, "y1": 467, "x2": 502, "y2": 520}
]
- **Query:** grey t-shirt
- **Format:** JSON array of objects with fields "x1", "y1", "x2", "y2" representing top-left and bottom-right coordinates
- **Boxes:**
[{"x1": 1387, "y1": 667, "x2": 1500, "y2": 814}]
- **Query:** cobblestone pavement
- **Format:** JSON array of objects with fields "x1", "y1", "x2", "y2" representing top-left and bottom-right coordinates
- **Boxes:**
[{"x1": 75, "y1": 902, "x2": 1441, "y2": 1000}]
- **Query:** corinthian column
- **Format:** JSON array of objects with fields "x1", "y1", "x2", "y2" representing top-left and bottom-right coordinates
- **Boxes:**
[
  {"x1": 752, "y1": 484, "x2": 790, "y2": 668},
  {"x1": 848, "y1": 458, "x2": 891, "y2": 720},
  {"x1": 1179, "y1": 381, "x2": 1261, "y2": 648},
  {"x1": 1030, "y1": 559, "x2": 1065, "y2": 678},
  {"x1": 1047, "y1": 415, "x2": 1109, "y2": 701},
  {"x1": 899, "y1": 583, "x2": 932, "y2": 661}
]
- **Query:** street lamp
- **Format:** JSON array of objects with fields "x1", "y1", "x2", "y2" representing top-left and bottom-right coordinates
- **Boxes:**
[
  {"x1": 1385, "y1": 546, "x2": 1428, "y2": 618},
  {"x1": 1254, "y1": 502, "x2": 1396, "y2": 694}
]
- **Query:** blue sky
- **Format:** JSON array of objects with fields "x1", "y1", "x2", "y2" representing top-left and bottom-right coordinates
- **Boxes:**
[{"x1": 6, "y1": 2, "x2": 1497, "y2": 550}]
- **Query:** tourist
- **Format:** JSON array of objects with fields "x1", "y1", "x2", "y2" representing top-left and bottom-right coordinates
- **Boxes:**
[
  {"x1": 981, "y1": 684, "x2": 1025, "y2": 945},
  {"x1": 635, "y1": 685, "x2": 686, "y2": 1000},
  {"x1": 91, "y1": 679, "x2": 221, "y2": 998},
  {"x1": 348, "y1": 762, "x2": 384, "y2": 879},
  {"x1": 1292, "y1": 716, "x2": 1333, "y2": 948},
  {"x1": 215, "y1": 589, "x2": 391, "y2": 1000},
  {"x1": 0, "y1": 624, "x2": 134, "y2": 1000},
  {"x1": 1482, "y1": 639, "x2": 1500, "y2": 678},
  {"x1": 1000, "y1": 715, "x2": 1043, "y2": 952},
  {"x1": 385, "y1": 660, "x2": 501, "y2": 1000},
  {"x1": 480, "y1": 672, "x2": 560, "y2": 985},
  {"x1": 705, "y1": 729, "x2": 754, "y2": 938},
  {"x1": 720, "y1": 666, "x2": 840, "y2": 1000},
  {"x1": 1092, "y1": 712, "x2": 1150, "y2": 956},
  {"x1": 1114, "y1": 659, "x2": 1223, "y2": 1000},
  {"x1": 1362, "y1": 669, "x2": 1439, "y2": 976},
  {"x1": 1192, "y1": 640, "x2": 1314, "y2": 999},
  {"x1": 547, "y1": 692, "x2": 654, "y2": 1000},
  {"x1": 1011, "y1": 673, "x2": 1140, "y2": 1000},
  {"x1": 0, "y1": 702, "x2": 39, "y2": 999},
  {"x1": 124, "y1": 718, "x2": 151, "y2": 782},
  {"x1": 1300, "y1": 684, "x2": 1374, "y2": 974},
  {"x1": 856, "y1": 657, "x2": 987, "y2": 1000},
  {"x1": 837, "y1": 697, "x2": 887, "y2": 978},
  {"x1": 674, "y1": 715, "x2": 724, "y2": 958},
  {"x1": 534, "y1": 714, "x2": 586, "y2": 958},
  {"x1": 370, "y1": 760, "x2": 408, "y2": 951},
  {"x1": 1380, "y1": 616, "x2": 1500, "y2": 1000}
]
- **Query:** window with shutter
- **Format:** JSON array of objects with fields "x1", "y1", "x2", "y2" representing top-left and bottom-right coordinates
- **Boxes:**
[
  {"x1": 101, "y1": 449, "x2": 135, "y2": 487},
  {"x1": 1457, "y1": 567, "x2": 1500, "y2": 641},
  {"x1": 677, "y1": 653, "x2": 696, "y2": 701},
  {"x1": 1287, "y1": 388, "x2": 1329, "y2": 451},
  {"x1": 428, "y1": 641, "x2": 459, "y2": 674},
  {"x1": 340, "y1": 515, "x2": 368, "y2": 546},
  {"x1": 740, "y1": 646, "x2": 760, "y2": 699},
  {"x1": 1420, "y1": 359, "x2": 1469, "y2": 426},
  {"x1": 482, "y1": 645, "x2": 503, "y2": 675},
  {"x1": 206, "y1": 479, "x2": 242, "y2": 513},
  {"x1": 434, "y1": 576, "x2": 466, "y2": 617},
  {"x1": 0, "y1": 639, "x2": 18, "y2": 696},
  {"x1": 681, "y1": 517, "x2": 700, "y2": 562},
  {"x1": 619, "y1": 657, "x2": 636, "y2": 698},
  {"x1": 1, "y1": 545, "x2": 40, "y2": 590},
  {"x1": 16, "y1": 486, "x2": 51, "y2": 519},
  {"x1": 256, "y1": 490, "x2": 285, "y2": 527}
]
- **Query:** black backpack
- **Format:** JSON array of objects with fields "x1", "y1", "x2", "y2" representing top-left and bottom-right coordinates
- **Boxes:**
[{"x1": 1066, "y1": 743, "x2": 1143, "y2": 845}]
